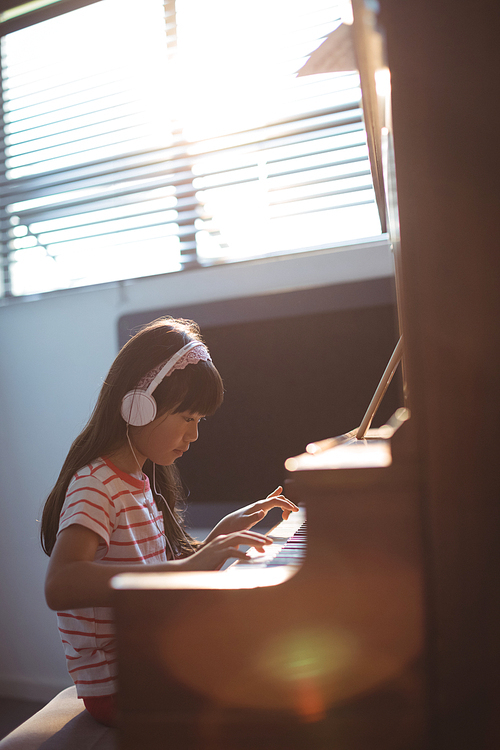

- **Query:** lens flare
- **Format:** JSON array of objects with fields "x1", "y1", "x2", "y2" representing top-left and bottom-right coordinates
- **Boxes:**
[{"x1": 256, "y1": 626, "x2": 358, "y2": 721}]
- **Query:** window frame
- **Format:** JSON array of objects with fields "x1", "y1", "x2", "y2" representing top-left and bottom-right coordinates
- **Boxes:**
[{"x1": 0, "y1": 0, "x2": 383, "y2": 299}]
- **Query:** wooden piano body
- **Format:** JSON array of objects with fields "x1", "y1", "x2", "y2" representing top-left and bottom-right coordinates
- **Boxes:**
[
  {"x1": 112, "y1": 0, "x2": 500, "y2": 747},
  {"x1": 113, "y1": 417, "x2": 425, "y2": 749}
]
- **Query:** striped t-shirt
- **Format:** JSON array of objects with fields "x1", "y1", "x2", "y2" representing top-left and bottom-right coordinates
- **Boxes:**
[{"x1": 56, "y1": 456, "x2": 167, "y2": 697}]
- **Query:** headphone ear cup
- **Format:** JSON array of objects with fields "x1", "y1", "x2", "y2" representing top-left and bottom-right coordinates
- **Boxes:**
[{"x1": 121, "y1": 390, "x2": 157, "y2": 426}]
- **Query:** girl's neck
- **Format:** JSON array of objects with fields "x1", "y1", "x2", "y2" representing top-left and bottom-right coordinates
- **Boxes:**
[{"x1": 106, "y1": 442, "x2": 145, "y2": 480}]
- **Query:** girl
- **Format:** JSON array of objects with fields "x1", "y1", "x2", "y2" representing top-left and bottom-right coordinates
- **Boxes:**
[{"x1": 41, "y1": 317, "x2": 297, "y2": 727}]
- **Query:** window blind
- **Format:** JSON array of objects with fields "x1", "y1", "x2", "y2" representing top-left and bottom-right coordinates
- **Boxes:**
[{"x1": 0, "y1": 0, "x2": 381, "y2": 297}]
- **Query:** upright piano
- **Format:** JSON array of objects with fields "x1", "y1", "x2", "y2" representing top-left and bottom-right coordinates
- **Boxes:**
[{"x1": 112, "y1": 1, "x2": 500, "y2": 748}]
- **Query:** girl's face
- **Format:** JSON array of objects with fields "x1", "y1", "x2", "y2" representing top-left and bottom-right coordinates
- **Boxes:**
[{"x1": 130, "y1": 410, "x2": 204, "y2": 467}]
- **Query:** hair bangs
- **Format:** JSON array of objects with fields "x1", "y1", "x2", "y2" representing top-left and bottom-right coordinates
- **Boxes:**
[{"x1": 154, "y1": 359, "x2": 224, "y2": 417}]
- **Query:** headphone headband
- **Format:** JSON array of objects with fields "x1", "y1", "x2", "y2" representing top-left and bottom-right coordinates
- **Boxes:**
[
  {"x1": 142, "y1": 341, "x2": 208, "y2": 394},
  {"x1": 121, "y1": 341, "x2": 211, "y2": 426}
]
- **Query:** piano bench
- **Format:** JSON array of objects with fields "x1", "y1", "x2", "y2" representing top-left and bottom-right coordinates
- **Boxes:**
[{"x1": 0, "y1": 687, "x2": 116, "y2": 750}]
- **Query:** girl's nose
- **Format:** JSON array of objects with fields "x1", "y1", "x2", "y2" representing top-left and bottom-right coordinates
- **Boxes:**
[{"x1": 187, "y1": 421, "x2": 199, "y2": 442}]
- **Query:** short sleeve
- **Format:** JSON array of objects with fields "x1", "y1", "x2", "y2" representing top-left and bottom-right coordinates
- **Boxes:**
[{"x1": 58, "y1": 471, "x2": 117, "y2": 549}]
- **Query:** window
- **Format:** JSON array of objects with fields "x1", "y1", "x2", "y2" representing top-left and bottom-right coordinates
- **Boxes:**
[{"x1": 0, "y1": 0, "x2": 382, "y2": 297}]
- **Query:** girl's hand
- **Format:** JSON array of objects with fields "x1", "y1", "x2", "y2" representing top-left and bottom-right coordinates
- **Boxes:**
[
  {"x1": 178, "y1": 530, "x2": 273, "y2": 571},
  {"x1": 204, "y1": 486, "x2": 299, "y2": 542}
]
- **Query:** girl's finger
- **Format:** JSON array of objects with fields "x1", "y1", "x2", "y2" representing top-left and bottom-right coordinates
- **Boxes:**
[
  {"x1": 224, "y1": 532, "x2": 271, "y2": 547},
  {"x1": 250, "y1": 510, "x2": 266, "y2": 520},
  {"x1": 261, "y1": 497, "x2": 299, "y2": 512},
  {"x1": 266, "y1": 486, "x2": 283, "y2": 498}
]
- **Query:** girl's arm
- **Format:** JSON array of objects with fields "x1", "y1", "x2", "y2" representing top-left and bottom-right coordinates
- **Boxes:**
[
  {"x1": 45, "y1": 524, "x2": 273, "y2": 610},
  {"x1": 204, "y1": 486, "x2": 299, "y2": 543}
]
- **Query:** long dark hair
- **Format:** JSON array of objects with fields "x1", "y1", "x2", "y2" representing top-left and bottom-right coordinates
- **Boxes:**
[{"x1": 40, "y1": 317, "x2": 224, "y2": 557}]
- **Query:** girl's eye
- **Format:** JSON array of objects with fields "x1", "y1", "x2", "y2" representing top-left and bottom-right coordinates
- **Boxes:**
[{"x1": 184, "y1": 416, "x2": 204, "y2": 423}]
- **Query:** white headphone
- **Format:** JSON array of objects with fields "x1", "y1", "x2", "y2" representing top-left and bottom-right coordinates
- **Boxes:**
[{"x1": 120, "y1": 341, "x2": 206, "y2": 427}]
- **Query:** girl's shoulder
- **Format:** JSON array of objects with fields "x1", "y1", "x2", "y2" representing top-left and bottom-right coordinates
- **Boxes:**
[
  {"x1": 62, "y1": 458, "x2": 140, "y2": 521},
  {"x1": 68, "y1": 457, "x2": 111, "y2": 489},
  {"x1": 60, "y1": 459, "x2": 120, "y2": 541},
  {"x1": 71, "y1": 457, "x2": 107, "y2": 479},
  {"x1": 67, "y1": 457, "x2": 148, "y2": 499}
]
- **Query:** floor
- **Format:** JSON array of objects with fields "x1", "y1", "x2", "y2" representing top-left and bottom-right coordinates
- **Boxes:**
[{"x1": 0, "y1": 696, "x2": 47, "y2": 741}]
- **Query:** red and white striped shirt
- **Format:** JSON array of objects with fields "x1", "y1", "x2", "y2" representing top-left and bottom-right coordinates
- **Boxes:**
[{"x1": 56, "y1": 456, "x2": 167, "y2": 697}]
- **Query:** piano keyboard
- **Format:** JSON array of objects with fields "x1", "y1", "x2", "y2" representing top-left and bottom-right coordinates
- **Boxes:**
[{"x1": 229, "y1": 506, "x2": 307, "y2": 569}]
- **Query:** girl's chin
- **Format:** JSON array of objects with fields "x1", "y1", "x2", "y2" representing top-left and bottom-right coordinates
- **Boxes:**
[
  {"x1": 148, "y1": 448, "x2": 184, "y2": 465},
  {"x1": 156, "y1": 454, "x2": 180, "y2": 465},
  {"x1": 147, "y1": 456, "x2": 175, "y2": 467}
]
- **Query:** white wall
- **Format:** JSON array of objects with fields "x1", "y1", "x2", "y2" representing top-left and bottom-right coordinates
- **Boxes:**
[{"x1": 0, "y1": 238, "x2": 392, "y2": 701}]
